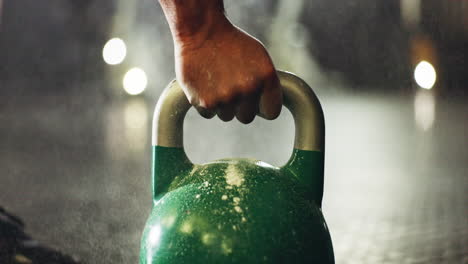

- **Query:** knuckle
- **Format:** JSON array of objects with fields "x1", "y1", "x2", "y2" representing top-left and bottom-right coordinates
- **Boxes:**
[{"x1": 238, "y1": 79, "x2": 260, "y2": 96}]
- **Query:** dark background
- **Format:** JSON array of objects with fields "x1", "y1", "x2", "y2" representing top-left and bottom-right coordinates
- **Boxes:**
[{"x1": 0, "y1": 0, "x2": 467, "y2": 263}]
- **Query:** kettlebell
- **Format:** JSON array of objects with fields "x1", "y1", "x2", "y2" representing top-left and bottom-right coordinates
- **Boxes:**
[{"x1": 140, "y1": 71, "x2": 334, "y2": 263}]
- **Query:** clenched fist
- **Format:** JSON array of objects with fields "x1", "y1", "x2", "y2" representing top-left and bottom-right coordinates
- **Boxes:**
[{"x1": 160, "y1": 0, "x2": 282, "y2": 123}]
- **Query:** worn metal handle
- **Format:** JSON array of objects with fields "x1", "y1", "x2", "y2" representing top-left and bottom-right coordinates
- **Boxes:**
[{"x1": 152, "y1": 70, "x2": 325, "y2": 153}]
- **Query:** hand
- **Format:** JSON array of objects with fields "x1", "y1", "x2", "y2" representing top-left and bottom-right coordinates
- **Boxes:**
[{"x1": 174, "y1": 17, "x2": 282, "y2": 124}]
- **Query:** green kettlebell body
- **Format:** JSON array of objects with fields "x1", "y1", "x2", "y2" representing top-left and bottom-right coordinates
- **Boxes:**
[
  {"x1": 140, "y1": 72, "x2": 335, "y2": 263},
  {"x1": 140, "y1": 147, "x2": 333, "y2": 264}
]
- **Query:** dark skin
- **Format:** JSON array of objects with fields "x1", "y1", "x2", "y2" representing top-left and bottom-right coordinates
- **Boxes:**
[{"x1": 159, "y1": 0, "x2": 282, "y2": 124}]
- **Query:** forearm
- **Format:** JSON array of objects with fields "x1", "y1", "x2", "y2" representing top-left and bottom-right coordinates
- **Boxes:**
[{"x1": 158, "y1": 0, "x2": 227, "y2": 44}]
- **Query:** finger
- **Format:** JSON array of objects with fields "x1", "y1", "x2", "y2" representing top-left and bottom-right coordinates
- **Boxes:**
[
  {"x1": 217, "y1": 103, "x2": 236, "y2": 122},
  {"x1": 236, "y1": 93, "x2": 260, "y2": 124},
  {"x1": 259, "y1": 72, "x2": 282, "y2": 120},
  {"x1": 195, "y1": 106, "x2": 216, "y2": 119}
]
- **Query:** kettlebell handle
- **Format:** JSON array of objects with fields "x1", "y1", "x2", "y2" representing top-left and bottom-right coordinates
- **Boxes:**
[
  {"x1": 153, "y1": 71, "x2": 324, "y2": 151},
  {"x1": 152, "y1": 71, "x2": 325, "y2": 206}
]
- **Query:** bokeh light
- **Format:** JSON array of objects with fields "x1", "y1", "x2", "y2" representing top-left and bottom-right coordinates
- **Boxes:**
[
  {"x1": 414, "y1": 61, "x2": 436, "y2": 89},
  {"x1": 102, "y1": 38, "x2": 127, "y2": 65},
  {"x1": 148, "y1": 225, "x2": 162, "y2": 246},
  {"x1": 123, "y1": 67, "x2": 147, "y2": 95}
]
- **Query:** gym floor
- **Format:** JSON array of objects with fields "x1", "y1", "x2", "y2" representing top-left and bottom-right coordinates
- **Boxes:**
[{"x1": 1, "y1": 86, "x2": 466, "y2": 263}]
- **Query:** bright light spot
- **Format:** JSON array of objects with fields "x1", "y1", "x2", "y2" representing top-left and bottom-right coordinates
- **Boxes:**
[
  {"x1": 148, "y1": 225, "x2": 162, "y2": 246},
  {"x1": 256, "y1": 161, "x2": 276, "y2": 169},
  {"x1": 414, "y1": 61, "x2": 436, "y2": 89},
  {"x1": 180, "y1": 222, "x2": 193, "y2": 234},
  {"x1": 414, "y1": 89, "x2": 435, "y2": 131},
  {"x1": 234, "y1": 206, "x2": 243, "y2": 213},
  {"x1": 201, "y1": 233, "x2": 215, "y2": 245},
  {"x1": 102, "y1": 38, "x2": 127, "y2": 65},
  {"x1": 123, "y1": 68, "x2": 147, "y2": 95}
]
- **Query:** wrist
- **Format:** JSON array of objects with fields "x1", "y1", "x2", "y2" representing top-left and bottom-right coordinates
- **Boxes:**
[{"x1": 159, "y1": 0, "x2": 228, "y2": 46}]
